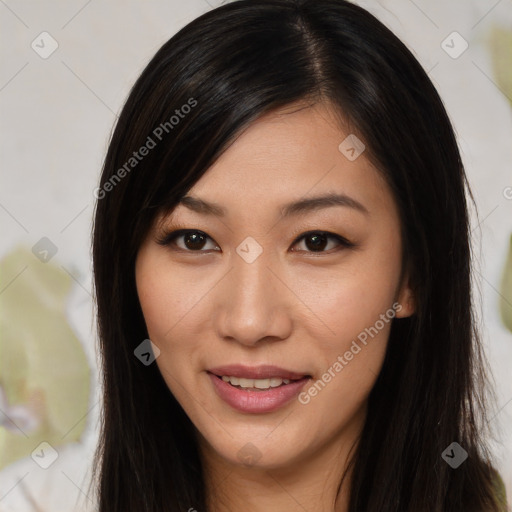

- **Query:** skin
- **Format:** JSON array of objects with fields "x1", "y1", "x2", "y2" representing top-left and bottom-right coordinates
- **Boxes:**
[{"x1": 135, "y1": 100, "x2": 415, "y2": 512}]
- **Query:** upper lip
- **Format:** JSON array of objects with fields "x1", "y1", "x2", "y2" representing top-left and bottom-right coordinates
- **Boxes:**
[{"x1": 208, "y1": 364, "x2": 310, "y2": 380}]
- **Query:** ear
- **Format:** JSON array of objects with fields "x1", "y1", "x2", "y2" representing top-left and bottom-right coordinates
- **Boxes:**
[{"x1": 394, "y1": 273, "x2": 416, "y2": 318}]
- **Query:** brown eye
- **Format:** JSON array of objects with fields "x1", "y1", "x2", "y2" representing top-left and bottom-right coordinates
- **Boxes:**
[
  {"x1": 182, "y1": 231, "x2": 207, "y2": 250},
  {"x1": 304, "y1": 233, "x2": 329, "y2": 251},
  {"x1": 156, "y1": 230, "x2": 219, "y2": 252},
  {"x1": 291, "y1": 231, "x2": 353, "y2": 253}
]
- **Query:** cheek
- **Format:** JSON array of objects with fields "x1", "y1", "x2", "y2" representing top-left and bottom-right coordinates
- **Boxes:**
[
  {"x1": 291, "y1": 232, "x2": 402, "y2": 408},
  {"x1": 135, "y1": 253, "x2": 197, "y2": 403},
  {"x1": 135, "y1": 248, "x2": 218, "y2": 400},
  {"x1": 295, "y1": 238, "x2": 402, "y2": 344},
  {"x1": 295, "y1": 269, "x2": 397, "y2": 437},
  {"x1": 136, "y1": 249, "x2": 207, "y2": 343},
  {"x1": 136, "y1": 268, "x2": 172, "y2": 341}
]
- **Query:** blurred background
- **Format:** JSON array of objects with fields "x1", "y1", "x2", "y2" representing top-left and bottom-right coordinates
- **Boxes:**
[{"x1": 0, "y1": 0, "x2": 511, "y2": 510}]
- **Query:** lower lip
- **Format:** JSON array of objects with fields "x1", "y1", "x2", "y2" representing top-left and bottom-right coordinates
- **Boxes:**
[{"x1": 207, "y1": 372, "x2": 311, "y2": 414}]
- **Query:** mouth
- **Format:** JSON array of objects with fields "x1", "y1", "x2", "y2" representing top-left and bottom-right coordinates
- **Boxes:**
[
  {"x1": 207, "y1": 365, "x2": 312, "y2": 413},
  {"x1": 208, "y1": 364, "x2": 311, "y2": 380}
]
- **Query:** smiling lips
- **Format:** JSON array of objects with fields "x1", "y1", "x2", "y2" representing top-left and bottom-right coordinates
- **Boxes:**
[{"x1": 207, "y1": 364, "x2": 312, "y2": 413}]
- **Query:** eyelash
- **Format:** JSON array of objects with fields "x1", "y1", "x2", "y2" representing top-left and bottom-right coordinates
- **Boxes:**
[{"x1": 155, "y1": 228, "x2": 355, "y2": 255}]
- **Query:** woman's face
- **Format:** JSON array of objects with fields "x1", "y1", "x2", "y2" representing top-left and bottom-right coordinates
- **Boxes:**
[{"x1": 135, "y1": 101, "x2": 414, "y2": 471}]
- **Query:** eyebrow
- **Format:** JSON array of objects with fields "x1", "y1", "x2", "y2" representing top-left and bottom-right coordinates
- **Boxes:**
[{"x1": 177, "y1": 192, "x2": 369, "y2": 218}]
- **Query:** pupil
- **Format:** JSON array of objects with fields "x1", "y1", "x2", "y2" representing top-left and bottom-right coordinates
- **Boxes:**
[
  {"x1": 185, "y1": 232, "x2": 206, "y2": 250},
  {"x1": 306, "y1": 233, "x2": 327, "y2": 251}
]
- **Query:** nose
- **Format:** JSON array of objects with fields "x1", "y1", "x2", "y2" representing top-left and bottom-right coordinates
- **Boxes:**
[{"x1": 213, "y1": 253, "x2": 293, "y2": 347}]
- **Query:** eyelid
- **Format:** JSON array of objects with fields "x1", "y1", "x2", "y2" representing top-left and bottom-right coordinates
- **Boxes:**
[{"x1": 155, "y1": 227, "x2": 355, "y2": 253}]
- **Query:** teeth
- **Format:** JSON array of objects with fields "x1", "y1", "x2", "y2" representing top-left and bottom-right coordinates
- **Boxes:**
[{"x1": 221, "y1": 375, "x2": 291, "y2": 389}]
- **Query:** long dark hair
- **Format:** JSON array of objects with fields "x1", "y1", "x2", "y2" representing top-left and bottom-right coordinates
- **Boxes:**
[{"x1": 91, "y1": 1, "x2": 503, "y2": 510}]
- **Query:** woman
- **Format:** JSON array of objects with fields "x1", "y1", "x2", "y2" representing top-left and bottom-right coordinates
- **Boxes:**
[{"x1": 91, "y1": 0, "x2": 508, "y2": 510}]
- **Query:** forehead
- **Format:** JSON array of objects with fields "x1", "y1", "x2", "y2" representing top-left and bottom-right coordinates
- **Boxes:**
[{"x1": 162, "y1": 101, "x2": 394, "y2": 225}]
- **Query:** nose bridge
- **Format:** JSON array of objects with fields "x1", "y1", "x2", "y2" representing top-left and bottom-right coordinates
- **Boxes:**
[{"x1": 215, "y1": 247, "x2": 291, "y2": 345}]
